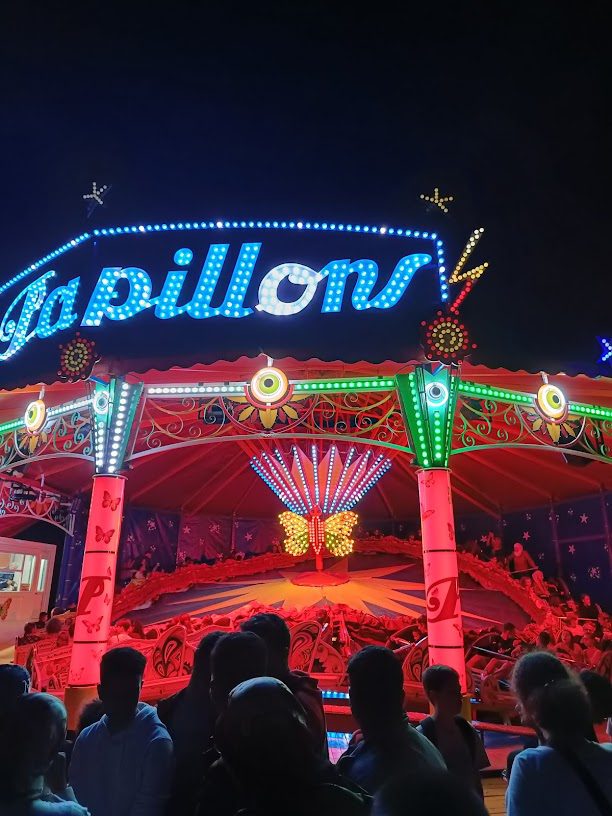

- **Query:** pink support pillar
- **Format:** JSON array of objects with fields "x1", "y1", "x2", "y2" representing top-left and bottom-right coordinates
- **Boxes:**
[
  {"x1": 417, "y1": 468, "x2": 467, "y2": 692},
  {"x1": 65, "y1": 475, "x2": 126, "y2": 725}
]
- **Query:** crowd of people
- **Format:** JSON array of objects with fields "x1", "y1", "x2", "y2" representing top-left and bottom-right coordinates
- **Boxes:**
[{"x1": 2, "y1": 610, "x2": 612, "y2": 815}]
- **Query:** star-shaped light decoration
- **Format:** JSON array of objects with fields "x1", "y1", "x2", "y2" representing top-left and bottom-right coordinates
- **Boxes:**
[
  {"x1": 538, "y1": 552, "x2": 545, "y2": 561},
  {"x1": 568, "y1": 545, "x2": 576, "y2": 555},
  {"x1": 580, "y1": 513, "x2": 589, "y2": 524},
  {"x1": 182, "y1": 525, "x2": 191, "y2": 535},
  {"x1": 599, "y1": 338, "x2": 612, "y2": 364},
  {"x1": 522, "y1": 531, "x2": 530, "y2": 541},
  {"x1": 83, "y1": 181, "x2": 108, "y2": 206},
  {"x1": 420, "y1": 187, "x2": 454, "y2": 214},
  {"x1": 589, "y1": 566, "x2": 601, "y2": 580}
]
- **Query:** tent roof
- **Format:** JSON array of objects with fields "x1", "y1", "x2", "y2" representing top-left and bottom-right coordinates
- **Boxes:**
[{"x1": 2, "y1": 357, "x2": 612, "y2": 536}]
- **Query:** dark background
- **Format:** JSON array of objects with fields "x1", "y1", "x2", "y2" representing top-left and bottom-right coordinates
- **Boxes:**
[{"x1": 1, "y1": 2, "x2": 610, "y2": 375}]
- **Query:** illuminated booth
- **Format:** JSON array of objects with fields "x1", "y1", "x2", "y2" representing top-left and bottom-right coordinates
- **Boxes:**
[{"x1": 2, "y1": 217, "x2": 612, "y2": 718}]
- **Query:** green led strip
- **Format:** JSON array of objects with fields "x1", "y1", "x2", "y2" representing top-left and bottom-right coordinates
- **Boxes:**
[
  {"x1": 458, "y1": 380, "x2": 533, "y2": 404},
  {"x1": 459, "y1": 380, "x2": 612, "y2": 421},
  {"x1": 568, "y1": 402, "x2": 612, "y2": 421},
  {"x1": 292, "y1": 377, "x2": 396, "y2": 393},
  {"x1": 0, "y1": 418, "x2": 23, "y2": 435}
]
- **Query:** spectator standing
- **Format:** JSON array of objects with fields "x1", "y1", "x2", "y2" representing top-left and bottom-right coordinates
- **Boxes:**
[
  {"x1": 0, "y1": 664, "x2": 30, "y2": 722},
  {"x1": 507, "y1": 654, "x2": 612, "y2": 816},
  {"x1": 373, "y1": 770, "x2": 488, "y2": 816},
  {"x1": 418, "y1": 665, "x2": 490, "y2": 798},
  {"x1": 157, "y1": 630, "x2": 223, "y2": 814},
  {"x1": 338, "y1": 646, "x2": 445, "y2": 794},
  {"x1": 240, "y1": 612, "x2": 328, "y2": 756},
  {"x1": 200, "y1": 677, "x2": 369, "y2": 816},
  {"x1": 578, "y1": 594, "x2": 601, "y2": 621},
  {"x1": 0, "y1": 692, "x2": 88, "y2": 816},
  {"x1": 507, "y1": 542, "x2": 536, "y2": 578},
  {"x1": 70, "y1": 647, "x2": 173, "y2": 816}
]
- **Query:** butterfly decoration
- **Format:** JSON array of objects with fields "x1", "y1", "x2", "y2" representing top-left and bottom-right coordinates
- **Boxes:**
[
  {"x1": 102, "y1": 491, "x2": 120, "y2": 511},
  {"x1": 0, "y1": 597, "x2": 12, "y2": 620},
  {"x1": 95, "y1": 526, "x2": 114, "y2": 544},
  {"x1": 83, "y1": 615, "x2": 103, "y2": 634},
  {"x1": 279, "y1": 511, "x2": 358, "y2": 558}
]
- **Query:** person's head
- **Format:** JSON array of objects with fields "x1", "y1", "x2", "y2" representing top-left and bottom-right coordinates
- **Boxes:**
[
  {"x1": 583, "y1": 620, "x2": 597, "y2": 636},
  {"x1": 373, "y1": 770, "x2": 488, "y2": 816},
  {"x1": 98, "y1": 647, "x2": 146, "y2": 725},
  {"x1": 0, "y1": 664, "x2": 30, "y2": 720},
  {"x1": 190, "y1": 630, "x2": 224, "y2": 690},
  {"x1": 581, "y1": 594, "x2": 592, "y2": 606},
  {"x1": 512, "y1": 651, "x2": 572, "y2": 725},
  {"x1": 502, "y1": 622, "x2": 516, "y2": 639},
  {"x1": 0, "y1": 693, "x2": 67, "y2": 793},
  {"x1": 579, "y1": 670, "x2": 612, "y2": 723},
  {"x1": 422, "y1": 665, "x2": 462, "y2": 718},
  {"x1": 526, "y1": 675, "x2": 592, "y2": 744},
  {"x1": 50, "y1": 607, "x2": 64, "y2": 617},
  {"x1": 38, "y1": 611, "x2": 49, "y2": 623},
  {"x1": 77, "y1": 698, "x2": 105, "y2": 734},
  {"x1": 537, "y1": 631, "x2": 552, "y2": 649},
  {"x1": 45, "y1": 617, "x2": 63, "y2": 635},
  {"x1": 582, "y1": 634, "x2": 598, "y2": 649},
  {"x1": 240, "y1": 613, "x2": 291, "y2": 677},
  {"x1": 559, "y1": 630, "x2": 574, "y2": 646},
  {"x1": 348, "y1": 646, "x2": 404, "y2": 732},
  {"x1": 513, "y1": 542, "x2": 524, "y2": 556},
  {"x1": 566, "y1": 612, "x2": 579, "y2": 625},
  {"x1": 210, "y1": 632, "x2": 267, "y2": 714},
  {"x1": 217, "y1": 677, "x2": 315, "y2": 794},
  {"x1": 23, "y1": 622, "x2": 36, "y2": 636},
  {"x1": 128, "y1": 619, "x2": 145, "y2": 639}
]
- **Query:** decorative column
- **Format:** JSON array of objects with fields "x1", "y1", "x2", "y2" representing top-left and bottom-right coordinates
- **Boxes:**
[
  {"x1": 396, "y1": 366, "x2": 467, "y2": 691},
  {"x1": 65, "y1": 377, "x2": 143, "y2": 726},
  {"x1": 417, "y1": 468, "x2": 466, "y2": 691}
]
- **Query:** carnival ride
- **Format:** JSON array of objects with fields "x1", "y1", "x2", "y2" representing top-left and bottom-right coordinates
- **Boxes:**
[{"x1": 1, "y1": 218, "x2": 612, "y2": 723}]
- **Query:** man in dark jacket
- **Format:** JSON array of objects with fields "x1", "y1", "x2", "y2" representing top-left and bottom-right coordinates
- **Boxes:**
[
  {"x1": 240, "y1": 612, "x2": 328, "y2": 756},
  {"x1": 157, "y1": 630, "x2": 223, "y2": 814}
]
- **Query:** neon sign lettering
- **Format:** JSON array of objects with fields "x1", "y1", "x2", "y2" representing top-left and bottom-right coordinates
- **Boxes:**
[{"x1": 0, "y1": 244, "x2": 432, "y2": 361}]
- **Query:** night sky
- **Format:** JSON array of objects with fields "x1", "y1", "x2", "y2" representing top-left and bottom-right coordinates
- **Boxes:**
[{"x1": 1, "y1": 3, "x2": 610, "y2": 375}]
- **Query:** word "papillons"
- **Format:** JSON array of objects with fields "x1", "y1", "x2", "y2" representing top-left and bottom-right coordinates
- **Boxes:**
[{"x1": 0, "y1": 243, "x2": 432, "y2": 361}]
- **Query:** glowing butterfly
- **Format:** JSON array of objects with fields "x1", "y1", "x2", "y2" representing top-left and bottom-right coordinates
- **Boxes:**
[
  {"x1": 279, "y1": 510, "x2": 358, "y2": 558},
  {"x1": 95, "y1": 526, "x2": 114, "y2": 544},
  {"x1": 102, "y1": 491, "x2": 120, "y2": 511}
]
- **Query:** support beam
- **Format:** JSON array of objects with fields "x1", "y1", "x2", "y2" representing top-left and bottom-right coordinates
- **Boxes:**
[
  {"x1": 189, "y1": 457, "x2": 253, "y2": 516},
  {"x1": 462, "y1": 452, "x2": 551, "y2": 500},
  {"x1": 65, "y1": 474, "x2": 126, "y2": 727},
  {"x1": 182, "y1": 451, "x2": 246, "y2": 515},
  {"x1": 417, "y1": 468, "x2": 467, "y2": 692},
  {"x1": 128, "y1": 445, "x2": 206, "y2": 502},
  {"x1": 509, "y1": 448, "x2": 601, "y2": 489}
]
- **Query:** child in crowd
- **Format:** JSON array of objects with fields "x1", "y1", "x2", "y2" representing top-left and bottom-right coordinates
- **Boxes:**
[{"x1": 418, "y1": 665, "x2": 490, "y2": 799}]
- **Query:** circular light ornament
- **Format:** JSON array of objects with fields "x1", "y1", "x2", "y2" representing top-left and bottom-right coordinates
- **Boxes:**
[
  {"x1": 536, "y1": 383, "x2": 567, "y2": 422},
  {"x1": 249, "y1": 366, "x2": 290, "y2": 406},
  {"x1": 421, "y1": 311, "x2": 474, "y2": 365},
  {"x1": 425, "y1": 381, "x2": 449, "y2": 407},
  {"x1": 93, "y1": 389, "x2": 110, "y2": 415},
  {"x1": 24, "y1": 399, "x2": 47, "y2": 433}
]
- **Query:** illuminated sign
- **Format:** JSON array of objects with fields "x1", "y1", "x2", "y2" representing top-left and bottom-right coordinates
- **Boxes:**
[{"x1": 0, "y1": 220, "x2": 447, "y2": 387}]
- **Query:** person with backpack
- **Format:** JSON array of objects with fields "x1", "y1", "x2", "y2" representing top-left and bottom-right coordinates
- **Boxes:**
[{"x1": 417, "y1": 665, "x2": 490, "y2": 798}]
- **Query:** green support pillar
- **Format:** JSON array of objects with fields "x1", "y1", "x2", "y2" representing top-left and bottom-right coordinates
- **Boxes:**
[{"x1": 396, "y1": 366, "x2": 468, "y2": 693}]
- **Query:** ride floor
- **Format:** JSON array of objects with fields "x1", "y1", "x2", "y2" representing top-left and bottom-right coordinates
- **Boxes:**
[{"x1": 127, "y1": 552, "x2": 532, "y2": 629}]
